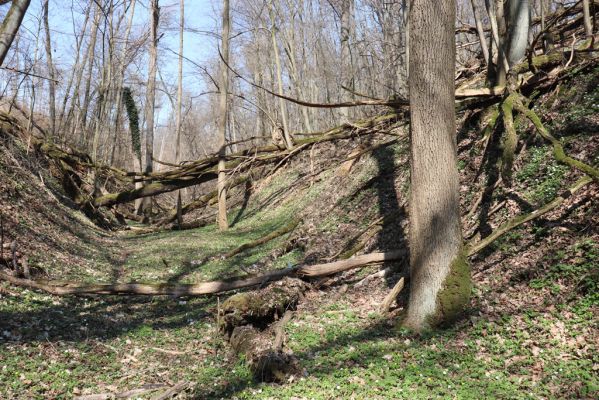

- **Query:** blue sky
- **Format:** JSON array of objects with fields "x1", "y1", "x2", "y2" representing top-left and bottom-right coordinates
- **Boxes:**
[{"x1": 14, "y1": 0, "x2": 219, "y2": 96}]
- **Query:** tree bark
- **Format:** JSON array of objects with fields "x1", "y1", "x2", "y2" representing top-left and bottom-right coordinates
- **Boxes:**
[
  {"x1": 217, "y1": 0, "x2": 231, "y2": 230},
  {"x1": 0, "y1": 251, "x2": 405, "y2": 296},
  {"x1": 0, "y1": 0, "x2": 31, "y2": 67},
  {"x1": 505, "y1": 0, "x2": 531, "y2": 67},
  {"x1": 404, "y1": 0, "x2": 470, "y2": 331}
]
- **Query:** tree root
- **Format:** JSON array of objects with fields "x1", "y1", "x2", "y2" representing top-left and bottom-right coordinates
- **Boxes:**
[{"x1": 512, "y1": 96, "x2": 599, "y2": 181}]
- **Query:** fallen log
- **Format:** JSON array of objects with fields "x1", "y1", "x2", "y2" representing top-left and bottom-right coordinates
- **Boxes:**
[
  {"x1": 91, "y1": 113, "x2": 401, "y2": 208},
  {"x1": 0, "y1": 250, "x2": 405, "y2": 296}
]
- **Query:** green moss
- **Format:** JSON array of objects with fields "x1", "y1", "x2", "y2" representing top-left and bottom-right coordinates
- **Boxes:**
[{"x1": 433, "y1": 248, "x2": 471, "y2": 327}]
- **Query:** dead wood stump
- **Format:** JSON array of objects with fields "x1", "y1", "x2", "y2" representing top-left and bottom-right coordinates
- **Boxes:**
[{"x1": 218, "y1": 277, "x2": 306, "y2": 382}]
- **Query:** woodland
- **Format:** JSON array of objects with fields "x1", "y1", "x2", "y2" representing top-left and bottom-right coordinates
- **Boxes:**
[{"x1": 0, "y1": 0, "x2": 597, "y2": 398}]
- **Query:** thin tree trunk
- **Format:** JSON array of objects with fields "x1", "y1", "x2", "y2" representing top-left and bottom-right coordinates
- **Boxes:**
[
  {"x1": 0, "y1": 0, "x2": 31, "y2": 67},
  {"x1": 217, "y1": 0, "x2": 231, "y2": 230},
  {"x1": 42, "y1": 0, "x2": 56, "y2": 138},
  {"x1": 582, "y1": 0, "x2": 593, "y2": 37},
  {"x1": 470, "y1": 0, "x2": 490, "y2": 65},
  {"x1": 403, "y1": 0, "x2": 470, "y2": 331},
  {"x1": 141, "y1": 0, "x2": 160, "y2": 219},
  {"x1": 175, "y1": 0, "x2": 185, "y2": 228},
  {"x1": 268, "y1": 0, "x2": 293, "y2": 149},
  {"x1": 109, "y1": 0, "x2": 137, "y2": 166},
  {"x1": 77, "y1": 5, "x2": 101, "y2": 147},
  {"x1": 57, "y1": 4, "x2": 91, "y2": 135},
  {"x1": 339, "y1": 0, "x2": 354, "y2": 123}
]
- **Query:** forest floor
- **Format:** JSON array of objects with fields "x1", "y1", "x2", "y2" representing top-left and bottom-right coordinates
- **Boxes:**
[{"x1": 1, "y1": 67, "x2": 598, "y2": 399}]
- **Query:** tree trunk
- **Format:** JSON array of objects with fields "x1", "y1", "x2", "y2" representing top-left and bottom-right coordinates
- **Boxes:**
[
  {"x1": 42, "y1": 0, "x2": 56, "y2": 138},
  {"x1": 108, "y1": 0, "x2": 137, "y2": 166},
  {"x1": 217, "y1": 0, "x2": 231, "y2": 230},
  {"x1": 141, "y1": 0, "x2": 160, "y2": 219},
  {"x1": 583, "y1": 0, "x2": 593, "y2": 37},
  {"x1": 175, "y1": 0, "x2": 184, "y2": 228},
  {"x1": 505, "y1": 0, "x2": 530, "y2": 67},
  {"x1": 57, "y1": 4, "x2": 91, "y2": 135},
  {"x1": 339, "y1": 0, "x2": 354, "y2": 123},
  {"x1": 77, "y1": 5, "x2": 101, "y2": 147},
  {"x1": 268, "y1": 0, "x2": 293, "y2": 149},
  {"x1": 403, "y1": 0, "x2": 470, "y2": 331},
  {"x1": 0, "y1": 0, "x2": 31, "y2": 67},
  {"x1": 470, "y1": 0, "x2": 490, "y2": 65}
]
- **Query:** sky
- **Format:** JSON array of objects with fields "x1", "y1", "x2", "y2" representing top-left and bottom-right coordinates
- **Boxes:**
[{"x1": 11, "y1": 0, "x2": 221, "y2": 104}]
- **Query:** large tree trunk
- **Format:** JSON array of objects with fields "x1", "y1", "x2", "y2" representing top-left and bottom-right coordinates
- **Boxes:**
[
  {"x1": 403, "y1": 0, "x2": 470, "y2": 331},
  {"x1": 0, "y1": 0, "x2": 30, "y2": 67},
  {"x1": 141, "y1": 0, "x2": 160, "y2": 219},
  {"x1": 217, "y1": 0, "x2": 231, "y2": 230}
]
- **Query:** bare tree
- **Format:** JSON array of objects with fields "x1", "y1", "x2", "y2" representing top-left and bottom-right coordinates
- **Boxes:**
[
  {"x1": 175, "y1": 0, "x2": 184, "y2": 227},
  {"x1": 217, "y1": 0, "x2": 231, "y2": 230},
  {"x1": 141, "y1": 0, "x2": 160, "y2": 218},
  {"x1": 403, "y1": 0, "x2": 470, "y2": 331},
  {"x1": 339, "y1": 0, "x2": 355, "y2": 123},
  {"x1": 41, "y1": 0, "x2": 56, "y2": 137},
  {"x1": 583, "y1": 0, "x2": 593, "y2": 37},
  {"x1": 0, "y1": 0, "x2": 31, "y2": 67}
]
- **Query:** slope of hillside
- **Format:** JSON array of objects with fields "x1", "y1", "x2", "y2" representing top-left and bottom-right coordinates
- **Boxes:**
[{"x1": 0, "y1": 65, "x2": 597, "y2": 399}]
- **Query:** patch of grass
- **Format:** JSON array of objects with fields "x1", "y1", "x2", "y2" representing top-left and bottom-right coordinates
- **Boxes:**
[{"x1": 516, "y1": 146, "x2": 569, "y2": 206}]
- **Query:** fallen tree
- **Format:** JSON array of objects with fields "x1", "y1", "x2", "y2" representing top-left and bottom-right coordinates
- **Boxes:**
[{"x1": 0, "y1": 250, "x2": 405, "y2": 296}]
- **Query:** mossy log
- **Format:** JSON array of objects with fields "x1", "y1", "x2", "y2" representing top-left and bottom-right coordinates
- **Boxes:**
[
  {"x1": 154, "y1": 175, "x2": 250, "y2": 227},
  {"x1": 219, "y1": 277, "x2": 305, "y2": 336},
  {"x1": 221, "y1": 279, "x2": 304, "y2": 382},
  {"x1": 92, "y1": 113, "x2": 401, "y2": 208}
]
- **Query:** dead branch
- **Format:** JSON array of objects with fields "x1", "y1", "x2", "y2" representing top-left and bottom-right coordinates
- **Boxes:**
[
  {"x1": 224, "y1": 218, "x2": 301, "y2": 259},
  {"x1": 466, "y1": 176, "x2": 593, "y2": 256},
  {"x1": 379, "y1": 277, "x2": 405, "y2": 314}
]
